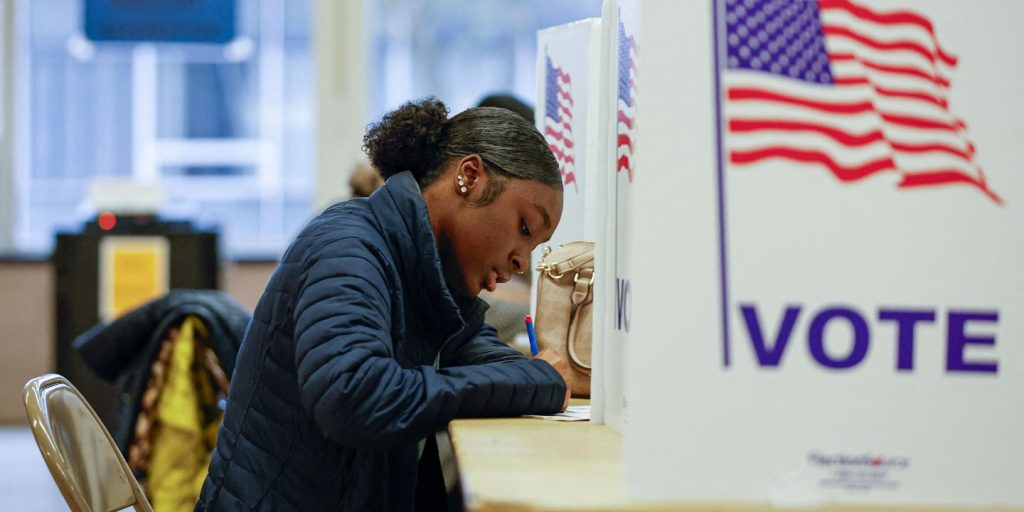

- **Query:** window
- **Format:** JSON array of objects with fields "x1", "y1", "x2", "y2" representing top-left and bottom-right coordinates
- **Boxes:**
[
  {"x1": 369, "y1": 0, "x2": 602, "y2": 120},
  {"x1": 14, "y1": 0, "x2": 314, "y2": 257},
  {"x1": 10, "y1": 0, "x2": 602, "y2": 257}
]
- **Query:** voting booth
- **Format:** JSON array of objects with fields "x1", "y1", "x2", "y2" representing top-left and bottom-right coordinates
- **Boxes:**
[
  {"x1": 535, "y1": 0, "x2": 641, "y2": 430},
  {"x1": 532, "y1": 16, "x2": 605, "y2": 413},
  {"x1": 532, "y1": 18, "x2": 602, "y2": 305},
  {"x1": 613, "y1": 0, "x2": 1024, "y2": 507}
]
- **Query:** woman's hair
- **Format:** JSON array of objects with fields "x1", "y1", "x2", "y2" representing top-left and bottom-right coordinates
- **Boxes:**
[{"x1": 362, "y1": 98, "x2": 562, "y2": 205}]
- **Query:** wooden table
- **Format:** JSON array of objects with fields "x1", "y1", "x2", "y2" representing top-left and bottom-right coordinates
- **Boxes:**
[
  {"x1": 444, "y1": 416, "x2": 631, "y2": 511},
  {"x1": 440, "y1": 404, "x2": 1018, "y2": 511}
]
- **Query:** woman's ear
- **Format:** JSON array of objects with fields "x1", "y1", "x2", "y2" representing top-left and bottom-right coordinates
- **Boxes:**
[{"x1": 456, "y1": 154, "x2": 488, "y2": 197}]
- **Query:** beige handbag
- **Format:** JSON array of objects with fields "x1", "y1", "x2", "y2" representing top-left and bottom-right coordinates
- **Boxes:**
[{"x1": 534, "y1": 241, "x2": 594, "y2": 398}]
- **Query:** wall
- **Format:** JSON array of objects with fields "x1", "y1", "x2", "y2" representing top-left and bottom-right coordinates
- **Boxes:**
[
  {"x1": 0, "y1": 261, "x2": 53, "y2": 424},
  {"x1": 0, "y1": 259, "x2": 277, "y2": 424}
]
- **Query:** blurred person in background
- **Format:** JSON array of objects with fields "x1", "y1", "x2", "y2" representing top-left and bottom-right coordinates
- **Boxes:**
[
  {"x1": 477, "y1": 92, "x2": 536, "y2": 124},
  {"x1": 349, "y1": 161, "x2": 385, "y2": 198}
]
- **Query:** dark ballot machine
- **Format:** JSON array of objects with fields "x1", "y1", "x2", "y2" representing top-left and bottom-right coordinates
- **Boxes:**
[{"x1": 53, "y1": 213, "x2": 219, "y2": 430}]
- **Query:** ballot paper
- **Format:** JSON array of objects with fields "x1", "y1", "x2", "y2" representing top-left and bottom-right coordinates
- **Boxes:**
[{"x1": 524, "y1": 405, "x2": 591, "y2": 422}]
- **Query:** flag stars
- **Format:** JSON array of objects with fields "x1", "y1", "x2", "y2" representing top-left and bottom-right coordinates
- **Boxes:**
[
  {"x1": 816, "y1": 54, "x2": 828, "y2": 67},
  {"x1": 724, "y1": 0, "x2": 832, "y2": 84}
]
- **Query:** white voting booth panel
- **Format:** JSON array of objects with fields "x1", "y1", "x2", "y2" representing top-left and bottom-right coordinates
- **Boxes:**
[
  {"x1": 535, "y1": 18, "x2": 602, "y2": 243},
  {"x1": 590, "y1": 0, "x2": 641, "y2": 433},
  {"x1": 625, "y1": 0, "x2": 1024, "y2": 506},
  {"x1": 532, "y1": 18, "x2": 605, "y2": 416}
]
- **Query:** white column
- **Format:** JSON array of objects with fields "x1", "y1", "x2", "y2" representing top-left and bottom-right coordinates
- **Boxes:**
[
  {"x1": 0, "y1": 0, "x2": 16, "y2": 252},
  {"x1": 313, "y1": 0, "x2": 368, "y2": 211},
  {"x1": 258, "y1": 0, "x2": 285, "y2": 244},
  {"x1": 131, "y1": 43, "x2": 158, "y2": 182}
]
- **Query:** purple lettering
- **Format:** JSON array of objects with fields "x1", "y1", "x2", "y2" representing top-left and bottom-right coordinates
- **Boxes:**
[
  {"x1": 947, "y1": 310, "x2": 998, "y2": 374},
  {"x1": 740, "y1": 304, "x2": 800, "y2": 367},
  {"x1": 878, "y1": 309, "x2": 936, "y2": 371},
  {"x1": 809, "y1": 307, "x2": 869, "y2": 370},
  {"x1": 615, "y1": 278, "x2": 630, "y2": 333},
  {"x1": 735, "y1": 303, "x2": 1000, "y2": 374}
]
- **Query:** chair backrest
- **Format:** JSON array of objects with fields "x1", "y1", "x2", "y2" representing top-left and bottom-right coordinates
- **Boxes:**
[{"x1": 24, "y1": 374, "x2": 153, "y2": 512}]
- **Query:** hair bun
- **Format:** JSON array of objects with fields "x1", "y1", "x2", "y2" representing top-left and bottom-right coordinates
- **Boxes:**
[{"x1": 362, "y1": 98, "x2": 449, "y2": 180}]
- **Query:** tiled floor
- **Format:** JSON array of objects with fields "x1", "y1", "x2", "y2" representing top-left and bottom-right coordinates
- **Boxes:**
[{"x1": 0, "y1": 426, "x2": 68, "y2": 511}]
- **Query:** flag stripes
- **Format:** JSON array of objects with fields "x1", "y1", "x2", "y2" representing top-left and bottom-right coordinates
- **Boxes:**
[
  {"x1": 617, "y1": 17, "x2": 638, "y2": 182},
  {"x1": 544, "y1": 54, "x2": 579, "y2": 191},
  {"x1": 722, "y1": 0, "x2": 1000, "y2": 203}
]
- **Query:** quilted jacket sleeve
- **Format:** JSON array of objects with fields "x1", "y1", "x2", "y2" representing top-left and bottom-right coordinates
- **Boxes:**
[
  {"x1": 441, "y1": 323, "x2": 527, "y2": 366},
  {"x1": 292, "y1": 238, "x2": 566, "y2": 450}
]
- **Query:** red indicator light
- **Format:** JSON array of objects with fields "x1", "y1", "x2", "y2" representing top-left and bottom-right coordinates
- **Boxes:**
[{"x1": 98, "y1": 211, "x2": 117, "y2": 231}]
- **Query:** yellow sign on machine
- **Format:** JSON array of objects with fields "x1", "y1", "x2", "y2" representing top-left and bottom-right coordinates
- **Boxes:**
[{"x1": 99, "y1": 236, "x2": 169, "y2": 321}]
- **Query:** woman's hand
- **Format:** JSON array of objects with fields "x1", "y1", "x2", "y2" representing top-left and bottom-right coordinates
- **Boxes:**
[{"x1": 534, "y1": 348, "x2": 571, "y2": 412}]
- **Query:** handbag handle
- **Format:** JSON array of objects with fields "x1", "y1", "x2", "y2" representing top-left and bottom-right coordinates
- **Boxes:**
[
  {"x1": 566, "y1": 268, "x2": 594, "y2": 373},
  {"x1": 536, "y1": 242, "x2": 595, "y2": 280}
]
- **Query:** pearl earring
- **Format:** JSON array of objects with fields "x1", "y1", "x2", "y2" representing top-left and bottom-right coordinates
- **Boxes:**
[{"x1": 457, "y1": 175, "x2": 467, "y2": 194}]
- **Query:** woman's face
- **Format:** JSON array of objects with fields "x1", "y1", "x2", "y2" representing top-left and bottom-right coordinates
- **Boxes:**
[{"x1": 436, "y1": 158, "x2": 563, "y2": 297}]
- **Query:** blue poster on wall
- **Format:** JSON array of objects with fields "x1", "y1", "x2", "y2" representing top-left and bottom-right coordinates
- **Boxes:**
[{"x1": 84, "y1": 0, "x2": 236, "y2": 43}]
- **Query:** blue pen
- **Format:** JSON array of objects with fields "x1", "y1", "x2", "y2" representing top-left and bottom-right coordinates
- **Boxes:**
[{"x1": 524, "y1": 315, "x2": 539, "y2": 356}]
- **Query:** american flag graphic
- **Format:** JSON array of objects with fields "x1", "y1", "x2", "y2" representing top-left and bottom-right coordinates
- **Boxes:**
[
  {"x1": 544, "y1": 54, "x2": 578, "y2": 192},
  {"x1": 721, "y1": 0, "x2": 1001, "y2": 204},
  {"x1": 617, "y1": 17, "x2": 638, "y2": 182}
]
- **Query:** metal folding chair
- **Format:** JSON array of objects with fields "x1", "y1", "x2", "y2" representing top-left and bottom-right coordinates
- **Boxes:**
[{"x1": 24, "y1": 373, "x2": 153, "y2": 512}]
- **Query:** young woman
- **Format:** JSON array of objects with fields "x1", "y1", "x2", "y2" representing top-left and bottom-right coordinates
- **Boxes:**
[{"x1": 195, "y1": 98, "x2": 571, "y2": 511}]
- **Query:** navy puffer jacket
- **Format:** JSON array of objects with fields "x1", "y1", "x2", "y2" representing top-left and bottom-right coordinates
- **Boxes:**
[{"x1": 196, "y1": 172, "x2": 566, "y2": 511}]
